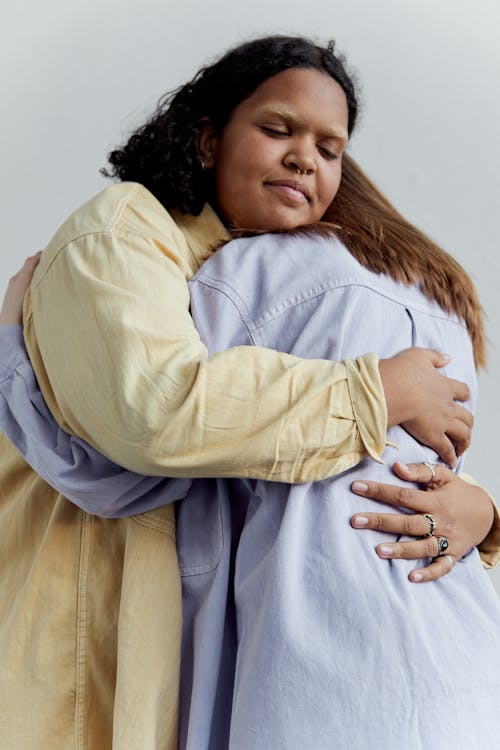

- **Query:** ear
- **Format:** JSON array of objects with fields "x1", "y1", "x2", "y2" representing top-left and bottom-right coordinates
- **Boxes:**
[{"x1": 197, "y1": 117, "x2": 218, "y2": 169}]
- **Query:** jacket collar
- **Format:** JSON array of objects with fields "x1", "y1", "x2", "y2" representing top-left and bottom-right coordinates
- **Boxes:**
[{"x1": 171, "y1": 204, "x2": 230, "y2": 272}]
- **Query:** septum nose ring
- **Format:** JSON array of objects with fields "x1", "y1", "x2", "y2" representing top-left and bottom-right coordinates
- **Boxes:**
[{"x1": 296, "y1": 166, "x2": 312, "y2": 176}]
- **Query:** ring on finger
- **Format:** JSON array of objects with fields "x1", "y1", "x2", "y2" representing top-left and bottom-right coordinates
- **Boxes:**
[
  {"x1": 423, "y1": 461, "x2": 437, "y2": 481},
  {"x1": 436, "y1": 536, "x2": 449, "y2": 556},
  {"x1": 423, "y1": 513, "x2": 437, "y2": 537}
]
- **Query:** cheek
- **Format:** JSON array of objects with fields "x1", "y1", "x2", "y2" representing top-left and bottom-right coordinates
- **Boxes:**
[
  {"x1": 317, "y1": 166, "x2": 343, "y2": 211},
  {"x1": 214, "y1": 135, "x2": 281, "y2": 214},
  {"x1": 221, "y1": 131, "x2": 283, "y2": 178}
]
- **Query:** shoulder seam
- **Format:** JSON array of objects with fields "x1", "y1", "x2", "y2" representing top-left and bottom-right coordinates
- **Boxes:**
[
  {"x1": 30, "y1": 226, "x2": 160, "y2": 293},
  {"x1": 107, "y1": 183, "x2": 144, "y2": 230},
  {"x1": 191, "y1": 275, "x2": 261, "y2": 345}
]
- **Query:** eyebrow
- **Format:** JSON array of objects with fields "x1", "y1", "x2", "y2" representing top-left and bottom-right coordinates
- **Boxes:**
[{"x1": 256, "y1": 106, "x2": 349, "y2": 144}]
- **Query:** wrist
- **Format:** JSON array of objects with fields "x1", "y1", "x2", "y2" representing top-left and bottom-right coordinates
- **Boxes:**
[{"x1": 378, "y1": 357, "x2": 412, "y2": 427}]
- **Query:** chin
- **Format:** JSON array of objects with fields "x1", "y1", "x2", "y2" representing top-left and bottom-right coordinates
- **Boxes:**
[{"x1": 252, "y1": 209, "x2": 315, "y2": 233}]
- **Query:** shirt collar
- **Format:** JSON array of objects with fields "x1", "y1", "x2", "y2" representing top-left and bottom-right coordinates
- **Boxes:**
[{"x1": 171, "y1": 203, "x2": 230, "y2": 271}]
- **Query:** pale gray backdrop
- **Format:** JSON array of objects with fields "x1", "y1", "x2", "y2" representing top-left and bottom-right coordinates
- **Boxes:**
[{"x1": 1, "y1": 0, "x2": 499, "y2": 591}]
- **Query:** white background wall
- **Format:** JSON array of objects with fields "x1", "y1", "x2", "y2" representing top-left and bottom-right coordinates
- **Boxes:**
[{"x1": 1, "y1": 0, "x2": 499, "y2": 590}]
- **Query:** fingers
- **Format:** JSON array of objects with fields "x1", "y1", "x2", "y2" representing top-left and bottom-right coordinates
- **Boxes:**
[
  {"x1": 453, "y1": 404, "x2": 474, "y2": 429},
  {"x1": 449, "y1": 378, "x2": 471, "y2": 404},
  {"x1": 9, "y1": 254, "x2": 41, "y2": 289},
  {"x1": 448, "y1": 404, "x2": 474, "y2": 458},
  {"x1": 427, "y1": 349, "x2": 451, "y2": 368},
  {"x1": 391, "y1": 461, "x2": 454, "y2": 488},
  {"x1": 351, "y1": 479, "x2": 429, "y2": 513},
  {"x1": 350, "y1": 466, "x2": 464, "y2": 583},
  {"x1": 422, "y1": 349, "x2": 472, "y2": 404},
  {"x1": 446, "y1": 418, "x2": 472, "y2": 457},
  {"x1": 349, "y1": 501, "x2": 458, "y2": 582},
  {"x1": 431, "y1": 434, "x2": 458, "y2": 468},
  {"x1": 409, "y1": 554, "x2": 456, "y2": 583},
  {"x1": 18, "y1": 252, "x2": 42, "y2": 278},
  {"x1": 1, "y1": 253, "x2": 42, "y2": 326},
  {"x1": 351, "y1": 511, "x2": 431, "y2": 536},
  {"x1": 375, "y1": 536, "x2": 441, "y2": 561}
]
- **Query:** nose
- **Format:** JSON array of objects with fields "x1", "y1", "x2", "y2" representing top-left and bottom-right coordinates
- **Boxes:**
[{"x1": 283, "y1": 142, "x2": 316, "y2": 176}]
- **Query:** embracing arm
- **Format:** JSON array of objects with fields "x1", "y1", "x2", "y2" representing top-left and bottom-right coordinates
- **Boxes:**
[
  {"x1": 0, "y1": 324, "x2": 192, "y2": 517},
  {"x1": 2, "y1": 251, "x2": 497, "y2": 564},
  {"x1": 23, "y1": 198, "x2": 387, "y2": 483},
  {"x1": 3, "y1": 324, "x2": 498, "y2": 559},
  {"x1": 22, "y1": 186, "x2": 472, "y2": 482}
]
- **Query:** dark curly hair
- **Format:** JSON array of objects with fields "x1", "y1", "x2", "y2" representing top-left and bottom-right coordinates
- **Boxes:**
[{"x1": 102, "y1": 35, "x2": 358, "y2": 215}]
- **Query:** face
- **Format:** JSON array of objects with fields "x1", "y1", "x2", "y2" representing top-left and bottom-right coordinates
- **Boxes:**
[{"x1": 200, "y1": 67, "x2": 349, "y2": 231}]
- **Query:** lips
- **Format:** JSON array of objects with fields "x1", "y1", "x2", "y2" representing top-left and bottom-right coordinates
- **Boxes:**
[{"x1": 264, "y1": 179, "x2": 311, "y2": 204}]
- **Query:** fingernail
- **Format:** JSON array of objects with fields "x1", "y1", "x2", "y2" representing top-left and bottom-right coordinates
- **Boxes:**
[
  {"x1": 398, "y1": 463, "x2": 409, "y2": 471},
  {"x1": 379, "y1": 545, "x2": 393, "y2": 557},
  {"x1": 352, "y1": 482, "x2": 368, "y2": 493},
  {"x1": 353, "y1": 515, "x2": 369, "y2": 526},
  {"x1": 411, "y1": 572, "x2": 423, "y2": 582}
]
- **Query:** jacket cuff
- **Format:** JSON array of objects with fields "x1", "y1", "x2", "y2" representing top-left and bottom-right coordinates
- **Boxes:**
[{"x1": 344, "y1": 353, "x2": 387, "y2": 464}]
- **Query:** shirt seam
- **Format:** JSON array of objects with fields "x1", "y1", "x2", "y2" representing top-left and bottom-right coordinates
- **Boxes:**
[
  {"x1": 222, "y1": 278, "x2": 468, "y2": 331},
  {"x1": 107, "y1": 182, "x2": 143, "y2": 229},
  {"x1": 191, "y1": 276, "x2": 262, "y2": 345},
  {"x1": 29, "y1": 226, "x2": 174, "y2": 297},
  {"x1": 75, "y1": 511, "x2": 92, "y2": 750}
]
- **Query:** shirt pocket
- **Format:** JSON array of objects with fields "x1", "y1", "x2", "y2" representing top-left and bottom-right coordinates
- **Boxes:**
[{"x1": 176, "y1": 478, "x2": 224, "y2": 577}]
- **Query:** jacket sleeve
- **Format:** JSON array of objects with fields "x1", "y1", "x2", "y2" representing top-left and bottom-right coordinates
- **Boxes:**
[
  {"x1": 461, "y1": 472, "x2": 500, "y2": 569},
  {"x1": 24, "y1": 229, "x2": 387, "y2": 482},
  {"x1": 0, "y1": 325, "x2": 192, "y2": 517}
]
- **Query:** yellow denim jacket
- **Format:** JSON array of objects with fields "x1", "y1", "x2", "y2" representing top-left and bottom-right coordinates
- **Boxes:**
[{"x1": 0, "y1": 182, "x2": 498, "y2": 750}]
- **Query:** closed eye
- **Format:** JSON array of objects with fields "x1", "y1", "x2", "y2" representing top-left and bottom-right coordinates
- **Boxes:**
[
  {"x1": 318, "y1": 146, "x2": 339, "y2": 160},
  {"x1": 260, "y1": 125, "x2": 289, "y2": 137}
]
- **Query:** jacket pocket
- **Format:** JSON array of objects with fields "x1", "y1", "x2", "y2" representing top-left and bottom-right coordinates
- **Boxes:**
[{"x1": 131, "y1": 504, "x2": 176, "y2": 540}]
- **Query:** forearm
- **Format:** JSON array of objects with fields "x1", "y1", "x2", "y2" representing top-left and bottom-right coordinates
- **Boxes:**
[{"x1": 0, "y1": 325, "x2": 191, "y2": 517}]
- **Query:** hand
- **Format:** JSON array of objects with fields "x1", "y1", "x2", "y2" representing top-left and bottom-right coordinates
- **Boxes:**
[
  {"x1": 350, "y1": 461, "x2": 494, "y2": 583},
  {"x1": 0, "y1": 253, "x2": 41, "y2": 326},
  {"x1": 379, "y1": 348, "x2": 473, "y2": 467}
]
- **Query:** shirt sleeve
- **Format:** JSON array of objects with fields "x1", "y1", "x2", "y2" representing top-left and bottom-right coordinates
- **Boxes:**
[
  {"x1": 0, "y1": 325, "x2": 192, "y2": 517},
  {"x1": 460, "y1": 472, "x2": 500, "y2": 569},
  {"x1": 24, "y1": 229, "x2": 387, "y2": 483}
]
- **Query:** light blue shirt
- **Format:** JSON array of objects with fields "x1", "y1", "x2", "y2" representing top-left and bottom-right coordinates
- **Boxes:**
[{"x1": 1, "y1": 232, "x2": 500, "y2": 749}]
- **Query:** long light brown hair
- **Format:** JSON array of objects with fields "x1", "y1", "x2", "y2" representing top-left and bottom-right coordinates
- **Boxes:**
[
  {"x1": 226, "y1": 154, "x2": 485, "y2": 368},
  {"x1": 324, "y1": 155, "x2": 485, "y2": 368}
]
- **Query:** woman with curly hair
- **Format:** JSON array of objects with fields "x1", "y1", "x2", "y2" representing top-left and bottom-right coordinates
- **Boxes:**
[{"x1": 0, "y1": 36, "x2": 499, "y2": 749}]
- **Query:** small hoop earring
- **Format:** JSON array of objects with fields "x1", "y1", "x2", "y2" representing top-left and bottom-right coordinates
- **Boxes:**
[{"x1": 200, "y1": 159, "x2": 206, "y2": 170}]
